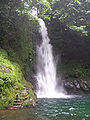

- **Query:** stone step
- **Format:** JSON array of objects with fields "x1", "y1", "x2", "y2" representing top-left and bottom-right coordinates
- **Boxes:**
[
  {"x1": 19, "y1": 94, "x2": 28, "y2": 97},
  {"x1": 14, "y1": 99, "x2": 22, "y2": 102},
  {"x1": 21, "y1": 90, "x2": 27, "y2": 93},
  {"x1": 18, "y1": 96, "x2": 28, "y2": 100},
  {"x1": 8, "y1": 107, "x2": 19, "y2": 110},
  {"x1": 13, "y1": 102, "x2": 22, "y2": 105},
  {"x1": 8, "y1": 105, "x2": 23, "y2": 109}
]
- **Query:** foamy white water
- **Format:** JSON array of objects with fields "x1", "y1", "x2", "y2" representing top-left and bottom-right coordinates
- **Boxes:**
[{"x1": 36, "y1": 18, "x2": 71, "y2": 98}]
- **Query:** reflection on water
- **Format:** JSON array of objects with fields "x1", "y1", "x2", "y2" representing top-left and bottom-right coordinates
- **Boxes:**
[{"x1": 0, "y1": 96, "x2": 90, "y2": 120}]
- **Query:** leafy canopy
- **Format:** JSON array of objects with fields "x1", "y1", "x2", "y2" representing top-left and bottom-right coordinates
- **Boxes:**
[{"x1": 51, "y1": 0, "x2": 90, "y2": 36}]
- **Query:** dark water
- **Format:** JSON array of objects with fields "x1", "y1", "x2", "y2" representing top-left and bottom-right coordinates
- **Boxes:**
[{"x1": 0, "y1": 96, "x2": 90, "y2": 120}]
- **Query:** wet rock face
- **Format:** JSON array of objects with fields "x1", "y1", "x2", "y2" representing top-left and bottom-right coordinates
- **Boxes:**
[
  {"x1": 25, "y1": 30, "x2": 42, "y2": 92},
  {"x1": 64, "y1": 80, "x2": 80, "y2": 95},
  {"x1": 64, "y1": 79, "x2": 90, "y2": 95}
]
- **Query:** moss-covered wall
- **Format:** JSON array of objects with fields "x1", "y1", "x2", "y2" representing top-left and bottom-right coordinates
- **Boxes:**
[{"x1": 0, "y1": 49, "x2": 36, "y2": 109}]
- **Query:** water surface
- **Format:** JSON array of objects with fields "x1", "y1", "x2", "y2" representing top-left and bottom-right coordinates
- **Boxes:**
[{"x1": 0, "y1": 96, "x2": 90, "y2": 120}]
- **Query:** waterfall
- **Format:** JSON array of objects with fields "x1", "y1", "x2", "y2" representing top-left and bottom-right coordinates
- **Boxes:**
[
  {"x1": 30, "y1": 7, "x2": 71, "y2": 98},
  {"x1": 36, "y1": 18, "x2": 68, "y2": 98}
]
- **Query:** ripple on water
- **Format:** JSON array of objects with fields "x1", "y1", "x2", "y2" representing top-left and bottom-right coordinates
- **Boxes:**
[
  {"x1": 36, "y1": 96, "x2": 90, "y2": 120},
  {"x1": 0, "y1": 96, "x2": 90, "y2": 120}
]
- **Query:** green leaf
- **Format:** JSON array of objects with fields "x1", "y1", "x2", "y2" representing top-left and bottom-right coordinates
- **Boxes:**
[{"x1": 0, "y1": 79, "x2": 4, "y2": 85}]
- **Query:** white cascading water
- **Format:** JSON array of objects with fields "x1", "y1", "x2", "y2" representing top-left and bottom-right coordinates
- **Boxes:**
[
  {"x1": 30, "y1": 7, "x2": 72, "y2": 98},
  {"x1": 37, "y1": 18, "x2": 57, "y2": 98},
  {"x1": 36, "y1": 18, "x2": 69, "y2": 98}
]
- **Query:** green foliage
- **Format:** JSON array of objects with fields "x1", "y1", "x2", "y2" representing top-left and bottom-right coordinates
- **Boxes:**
[
  {"x1": 0, "y1": 49, "x2": 36, "y2": 109},
  {"x1": 0, "y1": 0, "x2": 52, "y2": 44},
  {"x1": 0, "y1": 49, "x2": 22, "y2": 108},
  {"x1": 36, "y1": 0, "x2": 52, "y2": 13},
  {"x1": 30, "y1": 0, "x2": 53, "y2": 20},
  {"x1": 0, "y1": 1, "x2": 38, "y2": 107},
  {"x1": 58, "y1": 61, "x2": 90, "y2": 83},
  {"x1": 0, "y1": 0, "x2": 40, "y2": 109},
  {"x1": 17, "y1": 0, "x2": 52, "y2": 20},
  {"x1": 69, "y1": 25, "x2": 88, "y2": 36},
  {"x1": 0, "y1": 5, "x2": 37, "y2": 77},
  {"x1": 0, "y1": 49, "x2": 8, "y2": 59},
  {"x1": 51, "y1": 0, "x2": 90, "y2": 36}
]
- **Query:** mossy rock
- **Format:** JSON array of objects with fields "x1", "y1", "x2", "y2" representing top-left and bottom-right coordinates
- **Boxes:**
[{"x1": 0, "y1": 49, "x2": 36, "y2": 109}]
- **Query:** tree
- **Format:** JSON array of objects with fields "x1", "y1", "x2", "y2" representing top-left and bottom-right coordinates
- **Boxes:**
[{"x1": 51, "y1": 0, "x2": 90, "y2": 36}]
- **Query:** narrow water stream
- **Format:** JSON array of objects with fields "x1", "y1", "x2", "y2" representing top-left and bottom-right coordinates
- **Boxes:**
[{"x1": 0, "y1": 96, "x2": 90, "y2": 120}]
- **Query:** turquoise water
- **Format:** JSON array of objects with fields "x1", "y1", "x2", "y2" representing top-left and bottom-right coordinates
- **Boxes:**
[{"x1": 0, "y1": 96, "x2": 90, "y2": 120}]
